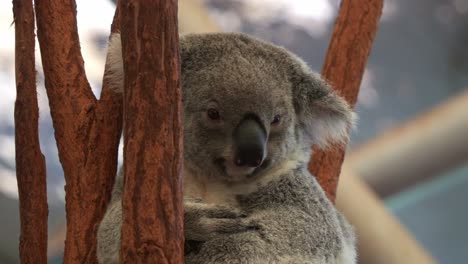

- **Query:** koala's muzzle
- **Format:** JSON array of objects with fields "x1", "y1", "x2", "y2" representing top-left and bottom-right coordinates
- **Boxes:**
[{"x1": 233, "y1": 116, "x2": 267, "y2": 167}]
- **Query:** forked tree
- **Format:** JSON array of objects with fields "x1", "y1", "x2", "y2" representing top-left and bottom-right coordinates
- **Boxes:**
[{"x1": 13, "y1": 0, "x2": 382, "y2": 263}]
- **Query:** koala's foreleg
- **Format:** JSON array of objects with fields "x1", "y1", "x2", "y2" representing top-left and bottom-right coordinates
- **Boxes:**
[{"x1": 184, "y1": 199, "x2": 256, "y2": 242}]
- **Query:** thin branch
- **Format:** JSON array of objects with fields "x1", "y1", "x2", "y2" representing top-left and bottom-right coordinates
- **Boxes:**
[
  {"x1": 13, "y1": 0, "x2": 48, "y2": 263},
  {"x1": 309, "y1": 0, "x2": 384, "y2": 202},
  {"x1": 119, "y1": 0, "x2": 184, "y2": 262}
]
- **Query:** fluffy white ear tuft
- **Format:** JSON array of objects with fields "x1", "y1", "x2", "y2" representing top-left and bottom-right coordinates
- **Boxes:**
[
  {"x1": 306, "y1": 94, "x2": 357, "y2": 149},
  {"x1": 291, "y1": 64, "x2": 357, "y2": 149},
  {"x1": 104, "y1": 33, "x2": 124, "y2": 93}
]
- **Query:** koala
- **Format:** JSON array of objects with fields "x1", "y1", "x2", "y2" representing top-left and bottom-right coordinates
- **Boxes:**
[{"x1": 97, "y1": 32, "x2": 357, "y2": 264}]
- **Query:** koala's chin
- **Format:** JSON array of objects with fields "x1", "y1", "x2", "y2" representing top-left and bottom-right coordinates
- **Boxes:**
[
  {"x1": 219, "y1": 157, "x2": 272, "y2": 183},
  {"x1": 223, "y1": 163, "x2": 263, "y2": 183},
  {"x1": 225, "y1": 165, "x2": 255, "y2": 179},
  {"x1": 213, "y1": 160, "x2": 255, "y2": 183}
]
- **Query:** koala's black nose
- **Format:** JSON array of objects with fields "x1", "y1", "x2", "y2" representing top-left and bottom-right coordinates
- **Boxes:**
[{"x1": 233, "y1": 116, "x2": 267, "y2": 167}]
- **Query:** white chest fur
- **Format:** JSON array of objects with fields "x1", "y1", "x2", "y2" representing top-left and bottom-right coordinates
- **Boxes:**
[{"x1": 183, "y1": 155, "x2": 305, "y2": 207}]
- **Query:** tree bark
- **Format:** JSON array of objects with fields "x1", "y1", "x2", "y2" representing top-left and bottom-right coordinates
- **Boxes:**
[
  {"x1": 13, "y1": 0, "x2": 48, "y2": 263},
  {"x1": 118, "y1": 0, "x2": 184, "y2": 263},
  {"x1": 308, "y1": 0, "x2": 384, "y2": 202},
  {"x1": 34, "y1": 1, "x2": 123, "y2": 263}
]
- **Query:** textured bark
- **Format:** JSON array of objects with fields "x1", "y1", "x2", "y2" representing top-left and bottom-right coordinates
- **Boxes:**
[
  {"x1": 309, "y1": 0, "x2": 383, "y2": 202},
  {"x1": 13, "y1": 0, "x2": 48, "y2": 263},
  {"x1": 118, "y1": 0, "x2": 184, "y2": 263},
  {"x1": 34, "y1": 1, "x2": 123, "y2": 263}
]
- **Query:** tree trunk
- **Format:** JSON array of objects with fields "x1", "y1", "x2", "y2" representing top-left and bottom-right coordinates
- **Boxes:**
[
  {"x1": 13, "y1": 0, "x2": 48, "y2": 263},
  {"x1": 34, "y1": 1, "x2": 123, "y2": 262},
  {"x1": 118, "y1": 0, "x2": 184, "y2": 263},
  {"x1": 309, "y1": 0, "x2": 384, "y2": 202}
]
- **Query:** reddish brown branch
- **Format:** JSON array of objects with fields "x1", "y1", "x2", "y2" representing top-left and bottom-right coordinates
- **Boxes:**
[
  {"x1": 119, "y1": 0, "x2": 184, "y2": 262},
  {"x1": 13, "y1": 0, "x2": 48, "y2": 263},
  {"x1": 309, "y1": 0, "x2": 383, "y2": 202},
  {"x1": 34, "y1": 1, "x2": 123, "y2": 262}
]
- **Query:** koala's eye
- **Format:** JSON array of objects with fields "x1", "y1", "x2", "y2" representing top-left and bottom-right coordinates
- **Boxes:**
[
  {"x1": 207, "y1": 108, "x2": 221, "y2": 121},
  {"x1": 271, "y1": 114, "x2": 281, "y2": 125}
]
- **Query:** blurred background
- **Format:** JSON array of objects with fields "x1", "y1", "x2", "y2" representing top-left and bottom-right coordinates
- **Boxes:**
[{"x1": 0, "y1": 0, "x2": 467, "y2": 263}]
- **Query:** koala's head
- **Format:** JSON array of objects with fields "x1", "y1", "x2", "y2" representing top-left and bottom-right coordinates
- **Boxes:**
[{"x1": 181, "y1": 33, "x2": 355, "y2": 183}]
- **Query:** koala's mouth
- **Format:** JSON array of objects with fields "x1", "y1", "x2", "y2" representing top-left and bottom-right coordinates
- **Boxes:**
[
  {"x1": 213, "y1": 157, "x2": 271, "y2": 179},
  {"x1": 251, "y1": 158, "x2": 271, "y2": 175}
]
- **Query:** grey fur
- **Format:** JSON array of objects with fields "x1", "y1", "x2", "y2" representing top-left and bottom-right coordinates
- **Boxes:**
[{"x1": 97, "y1": 32, "x2": 356, "y2": 264}]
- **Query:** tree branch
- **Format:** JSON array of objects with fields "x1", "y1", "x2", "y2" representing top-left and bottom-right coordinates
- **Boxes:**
[
  {"x1": 13, "y1": 0, "x2": 48, "y2": 263},
  {"x1": 34, "y1": 1, "x2": 123, "y2": 262},
  {"x1": 309, "y1": 0, "x2": 384, "y2": 202},
  {"x1": 118, "y1": 0, "x2": 184, "y2": 262}
]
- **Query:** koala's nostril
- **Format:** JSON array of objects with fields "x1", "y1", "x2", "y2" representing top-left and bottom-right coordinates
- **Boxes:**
[
  {"x1": 234, "y1": 157, "x2": 262, "y2": 167},
  {"x1": 235, "y1": 158, "x2": 245, "y2": 167},
  {"x1": 234, "y1": 147, "x2": 264, "y2": 168},
  {"x1": 253, "y1": 159, "x2": 262, "y2": 167}
]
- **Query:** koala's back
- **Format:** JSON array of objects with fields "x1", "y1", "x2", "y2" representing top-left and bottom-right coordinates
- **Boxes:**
[{"x1": 97, "y1": 171, "x2": 123, "y2": 264}]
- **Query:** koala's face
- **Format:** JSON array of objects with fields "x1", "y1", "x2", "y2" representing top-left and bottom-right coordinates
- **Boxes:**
[
  {"x1": 181, "y1": 33, "x2": 354, "y2": 183},
  {"x1": 182, "y1": 57, "x2": 297, "y2": 182}
]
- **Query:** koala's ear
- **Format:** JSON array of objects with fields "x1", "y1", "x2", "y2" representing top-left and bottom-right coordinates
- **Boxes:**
[{"x1": 291, "y1": 65, "x2": 356, "y2": 148}]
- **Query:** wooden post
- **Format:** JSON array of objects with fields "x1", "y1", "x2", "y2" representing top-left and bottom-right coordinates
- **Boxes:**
[
  {"x1": 34, "y1": 1, "x2": 123, "y2": 262},
  {"x1": 13, "y1": 0, "x2": 48, "y2": 263},
  {"x1": 309, "y1": 0, "x2": 384, "y2": 202},
  {"x1": 118, "y1": 0, "x2": 184, "y2": 263}
]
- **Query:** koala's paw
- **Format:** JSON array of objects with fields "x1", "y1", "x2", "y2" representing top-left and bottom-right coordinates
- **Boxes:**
[
  {"x1": 185, "y1": 198, "x2": 246, "y2": 218},
  {"x1": 184, "y1": 200, "x2": 256, "y2": 241}
]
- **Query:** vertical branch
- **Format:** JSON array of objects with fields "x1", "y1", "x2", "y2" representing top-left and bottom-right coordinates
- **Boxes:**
[
  {"x1": 91, "y1": 0, "x2": 123, "y2": 245},
  {"x1": 309, "y1": 0, "x2": 384, "y2": 202},
  {"x1": 119, "y1": 0, "x2": 184, "y2": 263},
  {"x1": 34, "y1": 1, "x2": 123, "y2": 262},
  {"x1": 13, "y1": 0, "x2": 48, "y2": 263}
]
